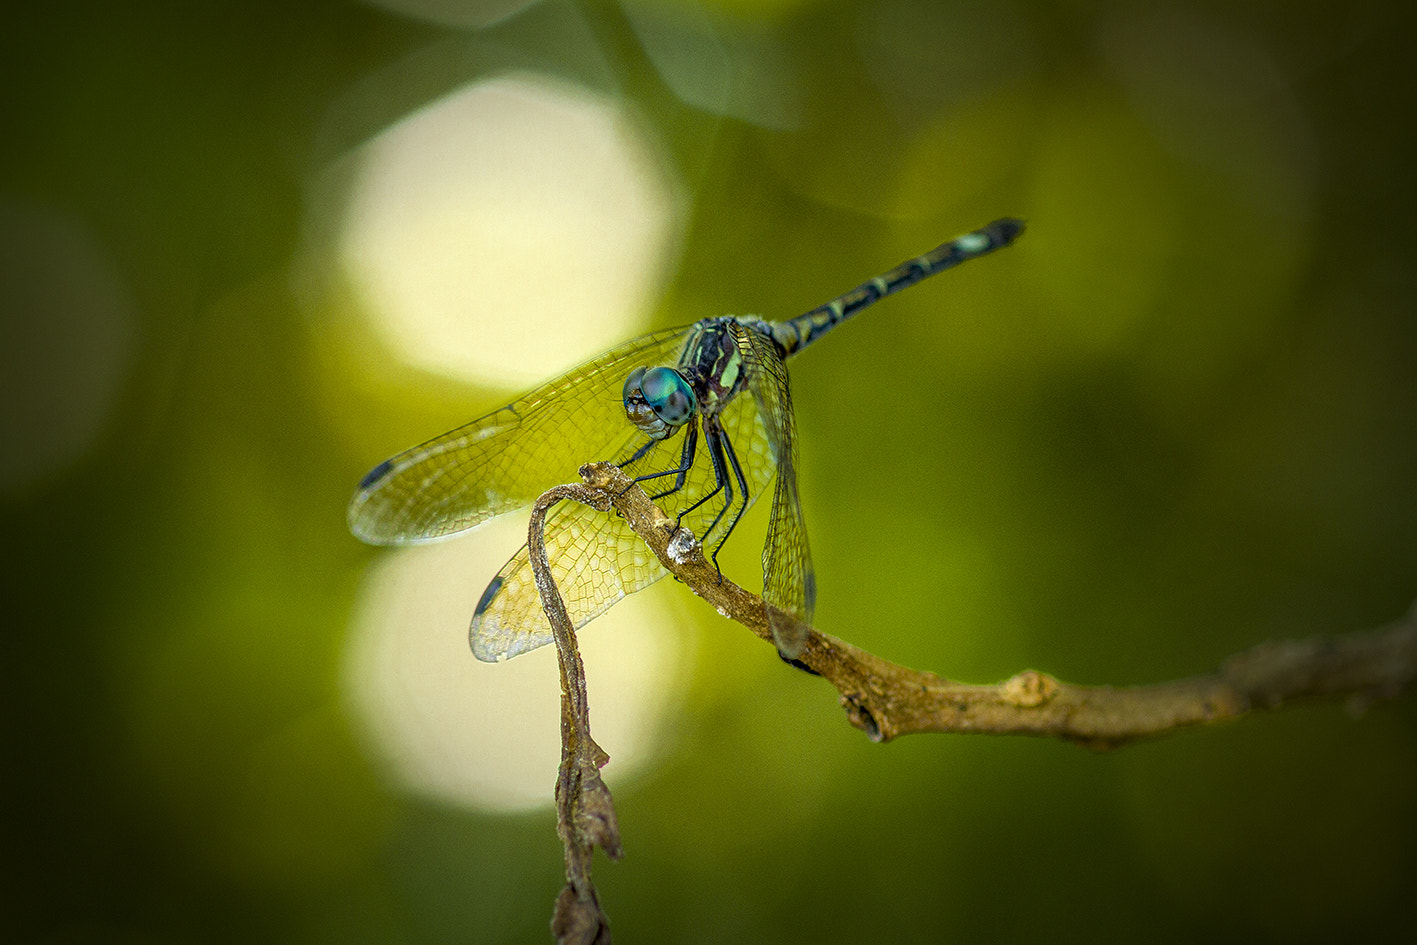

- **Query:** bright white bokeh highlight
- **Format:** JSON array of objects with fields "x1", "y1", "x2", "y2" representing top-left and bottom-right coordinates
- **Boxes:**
[
  {"x1": 344, "y1": 517, "x2": 686, "y2": 812},
  {"x1": 339, "y1": 73, "x2": 678, "y2": 387}
]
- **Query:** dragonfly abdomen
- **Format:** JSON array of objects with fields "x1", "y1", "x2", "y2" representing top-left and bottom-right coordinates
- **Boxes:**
[{"x1": 769, "y1": 217, "x2": 1025, "y2": 357}]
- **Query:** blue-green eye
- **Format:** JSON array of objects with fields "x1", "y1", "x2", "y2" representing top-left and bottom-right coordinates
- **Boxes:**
[
  {"x1": 623, "y1": 367, "x2": 647, "y2": 405},
  {"x1": 640, "y1": 367, "x2": 696, "y2": 426}
]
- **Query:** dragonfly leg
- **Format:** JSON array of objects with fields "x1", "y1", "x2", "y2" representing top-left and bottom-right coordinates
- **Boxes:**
[
  {"x1": 670, "y1": 419, "x2": 733, "y2": 543},
  {"x1": 644, "y1": 423, "x2": 699, "y2": 501},
  {"x1": 673, "y1": 417, "x2": 750, "y2": 582},
  {"x1": 622, "y1": 423, "x2": 699, "y2": 502},
  {"x1": 705, "y1": 422, "x2": 752, "y2": 579},
  {"x1": 616, "y1": 436, "x2": 660, "y2": 468}
]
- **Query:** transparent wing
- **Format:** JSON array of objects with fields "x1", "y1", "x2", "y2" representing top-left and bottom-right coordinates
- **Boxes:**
[
  {"x1": 470, "y1": 489, "x2": 668, "y2": 662},
  {"x1": 739, "y1": 321, "x2": 815, "y2": 658},
  {"x1": 349, "y1": 327, "x2": 692, "y2": 545}
]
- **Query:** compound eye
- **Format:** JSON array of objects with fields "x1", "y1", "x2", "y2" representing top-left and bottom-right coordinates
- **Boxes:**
[
  {"x1": 623, "y1": 367, "x2": 647, "y2": 404},
  {"x1": 640, "y1": 367, "x2": 696, "y2": 427}
]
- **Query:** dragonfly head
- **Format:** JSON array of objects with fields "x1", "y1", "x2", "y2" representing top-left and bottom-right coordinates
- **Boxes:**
[{"x1": 624, "y1": 366, "x2": 697, "y2": 440}]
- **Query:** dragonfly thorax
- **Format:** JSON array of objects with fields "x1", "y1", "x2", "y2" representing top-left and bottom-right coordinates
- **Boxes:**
[{"x1": 623, "y1": 365, "x2": 698, "y2": 440}]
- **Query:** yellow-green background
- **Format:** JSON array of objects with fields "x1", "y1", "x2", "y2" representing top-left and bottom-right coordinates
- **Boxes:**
[{"x1": 4, "y1": 0, "x2": 1415, "y2": 942}]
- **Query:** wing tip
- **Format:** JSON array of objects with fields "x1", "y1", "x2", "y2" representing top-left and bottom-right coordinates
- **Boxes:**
[
  {"x1": 469, "y1": 576, "x2": 510, "y2": 662},
  {"x1": 357, "y1": 458, "x2": 396, "y2": 491},
  {"x1": 348, "y1": 459, "x2": 399, "y2": 544}
]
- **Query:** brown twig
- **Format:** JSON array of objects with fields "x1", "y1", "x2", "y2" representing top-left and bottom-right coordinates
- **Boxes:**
[
  {"x1": 576, "y1": 461, "x2": 1417, "y2": 749},
  {"x1": 528, "y1": 465, "x2": 1416, "y2": 940},
  {"x1": 528, "y1": 484, "x2": 622, "y2": 945}
]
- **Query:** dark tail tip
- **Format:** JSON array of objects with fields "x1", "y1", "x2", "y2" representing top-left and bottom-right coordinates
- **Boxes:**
[{"x1": 988, "y1": 217, "x2": 1027, "y2": 245}]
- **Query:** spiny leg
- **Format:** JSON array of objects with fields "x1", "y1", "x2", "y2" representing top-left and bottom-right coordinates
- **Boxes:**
[
  {"x1": 616, "y1": 436, "x2": 660, "y2": 468},
  {"x1": 673, "y1": 417, "x2": 752, "y2": 582},
  {"x1": 674, "y1": 418, "x2": 734, "y2": 549},
  {"x1": 642, "y1": 423, "x2": 699, "y2": 501},
  {"x1": 616, "y1": 424, "x2": 699, "y2": 500},
  {"x1": 705, "y1": 421, "x2": 752, "y2": 578}
]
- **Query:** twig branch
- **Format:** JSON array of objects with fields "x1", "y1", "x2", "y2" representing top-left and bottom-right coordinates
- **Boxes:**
[
  {"x1": 526, "y1": 465, "x2": 1415, "y2": 940},
  {"x1": 527, "y1": 484, "x2": 622, "y2": 945},
  {"x1": 575, "y1": 462, "x2": 1417, "y2": 749}
]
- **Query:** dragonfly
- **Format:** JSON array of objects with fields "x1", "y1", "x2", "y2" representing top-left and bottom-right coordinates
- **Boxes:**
[{"x1": 349, "y1": 218, "x2": 1024, "y2": 662}]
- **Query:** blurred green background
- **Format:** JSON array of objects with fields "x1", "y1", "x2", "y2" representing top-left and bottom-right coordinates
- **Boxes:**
[{"x1": 4, "y1": 0, "x2": 1415, "y2": 942}]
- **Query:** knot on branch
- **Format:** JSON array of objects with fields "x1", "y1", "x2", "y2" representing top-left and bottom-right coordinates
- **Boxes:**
[
  {"x1": 840, "y1": 694, "x2": 884, "y2": 742},
  {"x1": 551, "y1": 885, "x2": 612, "y2": 945},
  {"x1": 571, "y1": 765, "x2": 623, "y2": 860},
  {"x1": 1001, "y1": 670, "x2": 1060, "y2": 707}
]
